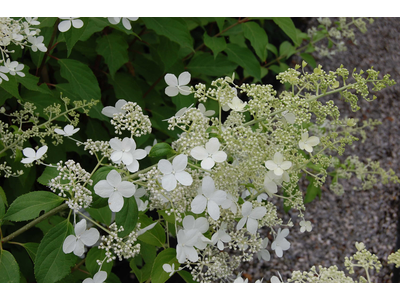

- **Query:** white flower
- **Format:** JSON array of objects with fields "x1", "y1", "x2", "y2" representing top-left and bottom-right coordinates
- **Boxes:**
[
  {"x1": 1, "y1": 59, "x2": 25, "y2": 77},
  {"x1": 83, "y1": 271, "x2": 107, "y2": 283},
  {"x1": 176, "y1": 215, "x2": 209, "y2": 263},
  {"x1": 299, "y1": 220, "x2": 312, "y2": 233},
  {"x1": 109, "y1": 137, "x2": 146, "y2": 173},
  {"x1": 265, "y1": 152, "x2": 292, "y2": 176},
  {"x1": 21, "y1": 145, "x2": 48, "y2": 164},
  {"x1": 298, "y1": 132, "x2": 320, "y2": 153},
  {"x1": 257, "y1": 238, "x2": 271, "y2": 261},
  {"x1": 282, "y1": 111, "x2": 296, "y2": 124},
  {"x1": 62, "y1": 219, "x2": 100, "y2": 257},
  {"x1": 190, "y1": 137, "x2": 227, "y2": 170},
  {"x1": 271, "y1": 228, "x2": 290, "y2": 258},
  {"x1": 198, "y1": 103, "x2": 215, "y2": 117},
  {"x1": 94, "y1": 170, "x2": 136, "y2": 212},
  {"x1": 107, "y1": 17, "x2": 138, "y2": 30},
  {"x1": 54, "y1": 124, "x2": 80, "y2": 137},
  {"x1": 227, "y1": 96, "x2": 246, "y2": 112},
  {"x1": 102, "y1": 99, "x2": 127, "y2": 117},
  {"x1": 162, "y1": 263, "x2": 176, "y2": 277},
  {"x1": 28, "y1": 36, "x2": 47, "y2": 52},
  {"x1": 236, "y1": 201, "x2": 267, "y2": 235},
  {"x1": 158, "y1": 154, "x2": 193, "y2": 191},
  {"x1": 191, "y1": 176, "x2": 227, "y2": 220},
  {"x1": 211, "y1": 222, "x2": 231, "y2": 250},
  {"x1": 164, "y1": 71, "x2": 191, "y2": 97},
  {"x1": 58, "y1": 18, "x2": 84, "y2": 32}
]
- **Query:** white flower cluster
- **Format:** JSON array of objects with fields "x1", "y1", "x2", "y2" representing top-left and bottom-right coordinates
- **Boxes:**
[
  {"x1": 48, "y1": 160, "x2": 93, "y2": 211},
  {"x1": 0, "y1": 17, "x2": 47, "y2": 83}
]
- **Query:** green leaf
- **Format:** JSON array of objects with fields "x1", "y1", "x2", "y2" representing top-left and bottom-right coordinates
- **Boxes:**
[
  {"x1": 21, "y1": 243, "x2": 40, "y2": 262},
  {"x1": 17, "y1": 72, "x2": 52, "y2": 95},
  {"x1": 300, "y1": 53, "x2": 317, "y2": 69},
  {"x1": 130, "y1": 242, "x2": 157, "y2": 282},
  {"x1": 272, "y1": 17, "x2": 301, "y2": 46},
  {"x1": 142, "y1": 18, "x2": 193, "y2": 50},
  {"x1": 304, "y1": 176, "x2": 321, "y2": 204},
  {"x1": 279, "y1": 41, "x2": 296, "y2": 58},
  {"x1": 204, "y1": 33, "x2": 227, "y2": 59},
  {"x1": 115, "y1": 196, "x2": 139, "y2": 237},
  {"x1": 96, "y1": 32, "x2": 129, "y2": 79},
  {"x1": 187, "y1": 52, "x2": 237, "y2": 77},
  {"x1": 151, "y1": 248, "x2": 177, "y2": 283},
  {"x1": 34, "y1": 219, "x2": 76, "y2": 283},
  {"x1": 266, "y1": 43, "x2": 278, "y2": 56},
  {"x1": 148, "y1": 142, "x2": 175, "y2": 158},
  {"x1": 85, "y1": 247, "x2": 113, "y2": 276},
  {"x1": 137, "y1": 215, "x2": 165, "y2": 247},
  {"x1": 3, "y1": 191, "x2": 64, "y2": 222},
  {"x1": 58, "y1": 17, "x2": 88, "y2": 57},
  {"x1": 214, "y1": 17, "x2": 225, "y2": 32},
  {"x1": 0, "y1": 250, "x2": 20, "y2": 283},
  {"x1": 37, "y1": 166, "x2": 61, "y2": 186},
  {"x1": 0, "y1": 75, "x2": 20, "y2": 99},
  {"x1": 154, "y1": 36, "x2": 181, "y2": 72},
  {"x1": 224, "y1": 44, "x2": 261, "y2": 81},
  {"x1": 35, "y1": 215, "x2": 65, "y2": 235},
  {"x1": 80, "y1": 17, "x2": 110, "y2": 41},
  {"x1": 86, "y1": 206, "x2": 112, "y2": 226},
  {"x1": 269, "y1": 62, "x2": 290, "y2": 75},
  {"x1": 178, "y1": 270, "x2": 196, "y2": 283},
  {"x1": 57, "y1": 58, "x2": 106, "y2": 121},
  {"x1": 242, "y1": 22, "x2": 269, "y2": 62},
  {"x1": 0, "y1": 186, "x2": 6, "y2": 220}
]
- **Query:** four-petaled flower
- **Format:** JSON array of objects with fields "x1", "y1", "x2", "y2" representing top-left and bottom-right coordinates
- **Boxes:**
[
  {"x1": 83, "y1": 271, "x2": 107, "y2": 283},
  {"x1": 21, "y1": 145, "x2": 48, "y2": 164},
  {"x1": 198, "y1": 103, "x2": 215, "y2": 117},
  {"x1": 63, "y1": 219, "x2": 100, "y2": 257},
  {"x1": 227, "y1": 96, "x2": 246, "y2": 112},
  {"x1": 94, "y1": 169, "x2": 136, "y2": 212},
  {"x1": 190, "y1": 137, "x2": 227, "y2": 170},
  {"x1": 1, "y1": 59, "x2": 25, "y2": 77},
  {"x1": 211, "y1": 222, "x2": 231, "y2": 250},
  {"x1": 109, "y1": 137, "x2": 147, "y2": 173},
  {"x1": 28, "y1": 36, "x2": 47, "y2": 52},
  {"x1": 158, "y1": 154, "x2": 193, "y2": 191},
  {"x1": 58, "y1": 18, "x2": 84, "y2": 32},
  {"x1": 298, "y1": 132, "x2": 320, "y2": 153},
  {"x1": 162, "y1": 263, "x2": 176, "y2": 277},
  {"x1": 176, "y1": 215, "x2": 209, "y2": 263},
  {"x1": 265, "y1": 152, "x2": 292, "y2": 176},
  {"x1": 191, "y1": 176, "x2": 227, "y2": 221},
  {"x1": 236, "y1": 201, "x2": 267, "y2": 235},
  {"x1": 299, "y1": 220, "x2": 312, "y2": 233},
  {"x1": 164, "y1": 72, "x2": 191, "y2": 97},
  {"x1": 271, "y1": 228, "x2": 290, "y2": 258},
  {"x1": 107, "y1": 17, "x2": 138, "y2": 30},
  {"x1": 54, "y1": 124, "x2": 80, "y2": 137},
  {"x1": 102, "y1": 99, "x2": 127, "y2": 117}
]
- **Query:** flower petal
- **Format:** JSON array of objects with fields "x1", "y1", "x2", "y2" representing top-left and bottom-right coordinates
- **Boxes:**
[
  {"x1": 175, "y1": 171, "x2": 193, "y2": 186},
  {"x1": 201, "y1": 157, "x2": 215, "y2": 170},
  {"x1": 207, "y1": 200, "x2": 220, "y2": 220},
  {"x1": 191, "y1": 195, "x2": 207, "y2": 214},
  {"x1": 274, "y1": 152, "x2": 284, "y2": 164},
  {"x1": 165, "y1": 86, "x2": 179, "y2": 97},
  {"x1": 194, "y1": 217, "x2": 209, "y2": 233},
  {"x1": 182, "y1": 215, "x2": 195, "y2": 230},
  {"x1": 201, "y1": 176, "x2": 215, "y2": 198},
  {"x1": 117, "y1": 181, "x2": 136, "y2": 197},
  {"x1": 106, "y1": 170, "x2": 121, "y2": 187},
  {"x1": 126, "y1": 159, "x2": 139, "y2": 173},
  {"x1": 58, "y1": 20, "x2": 71, "y2": 32},
  {"x1": 205, "y1": 138, "x2": 220, "y2": 154},
  {"x1": 62, "y1": 235, "x2": 77, "y2": 254},
  {"x1": 212, "y1": 151, "x2": 227, "y2": 163},
  {"x1": 75, "y1": 219, "x2": 87, "y2": 236},
  {"x1": 158, "y1": 159, "x2": 172, "y2": 174},
  {"x1": 250, "y1": 206, "x2": 267, "y2": 220},
  {"x1": 132, "y1": 149, "x2": 147, "y2": 160},
  {"x1": 73, "y1": 240, "x2": 85, "y2": 257},
  {"x1": 178, "y1": 86, "x2": 191, "y2": 95},
  {"x1": 241, "y1": 201, "x2": 252, "y2": 217},
  {"x1": 236, "y1": 217, "x2": 247, "y2": 231},
  {"x1": 280, "y1": 161, "x2": 292, "y2": 170},
  {"x1": 265, "y1": 160, "x2": 277, "y2": 170},
  {"x1": 80, "y1": 228, "x2": 100, "y2": 246},
  {"x1": 108, "y1": 192, "x2": 124, "y2": 212},
  {"x1": 178, "y1": 71, "x2": 191, "y2": 86},
  {"x1": 93, "y1": 271, "x2": 107, "y2": 283},
  {"x1": 172, "y1": 154, "x2": 188, "y2": 172},
  {"x1": 190, "y1": 146, "x2": 208, "y2": 160},
  {"x1": 22, "y1": 147, "x2": 36, "y2": 158},
  {"x1": 164, "y1": 73, "x2": 178, "y2": 86},
  {"x1": 162, "y1": 174, "x2": 177, "y2": 191},
  {"x1": 307, "y1": 136, "x2": 320, "y2": 146},
  {"x1": 246, "y1": 217, "x2": 259, "y2": 235},
  {"x1": 72, "y1": 19, "x2": 84, "y2": 29},
  {"x1": 94, "y1": 180, "x2": 113, "y2": 198},
  {"x1": 102, "y1": 106, "x2": 118, "y2": 117}
]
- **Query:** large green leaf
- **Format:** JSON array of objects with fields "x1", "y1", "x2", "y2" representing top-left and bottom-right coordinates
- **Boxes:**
[
  {"x1": 272, "y1": 17, "x2": 302, "y2": 46},
  {"x1": 187, "y1": 52, "x2": 237, "y2": 77},
  {"x1": 86, "y1": 205, "x2": 112, "y2": 226},
  {"x1": 115, "y1": 196, "x2": 139, "y2": 237},
  {"x1": 96, "y1": 32, "x2": 129, "y2": 79},
  {"x1": 108, "y1": 73, "x2": 144, "y2": 108},
  {"x1": 17, "y1": 72, "x2": 52, "y2": 95},
  {"x1": 142, "y1": 18, "x2": 193, "y2": 51},
  {"x1": 279, "y1": 41, "x2": 296, "y2": 58},
  {"x1": 224, "y1": 44, "x2": 261, "y2": 81},
  {"x1": 3, "y1": 191, "x2": 64, "y2": 222},
  {"x1": 153, "y1": 36, "x2": 181, "y2": 72},
  {"x1": 21, "y1": 243, "x2": 40, "y2": 262},
  {"x1": 150, "y1": 248, "x2": 177, "y2": 283},
  {"x1": 34, "y1": 219, "x2": 76, "y2": 283},
  {"x1": 80, "y1": 17, "x2": 110, "y2": 41},
  {"x1": 57, "y1": 58, "x2": 106, "y2": 121},
  {"x1": 242, "y1": 22, "x2": 269, "y2": 62},
  {"x1": 85, "y1": 247, "x2": 113, "y2": 276},
  {"x1": 0, "y1": 75, "x2": 20, "y2": 99},
  {"x1": 0, "y1": 250, "x2": 20, "y2": 283},
  {"x1": 204, "y1": 33, "x2": 227, "y2": 59}
]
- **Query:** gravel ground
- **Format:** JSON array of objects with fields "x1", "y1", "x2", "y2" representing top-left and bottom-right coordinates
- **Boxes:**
[{"x1": 242, "y1": 17, "x2": 400, "y2": 283}]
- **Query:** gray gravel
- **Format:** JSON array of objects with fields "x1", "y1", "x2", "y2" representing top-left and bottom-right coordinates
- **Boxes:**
[{"x1": 242, "y1": 17, "x2": 400, "y2": 283}]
